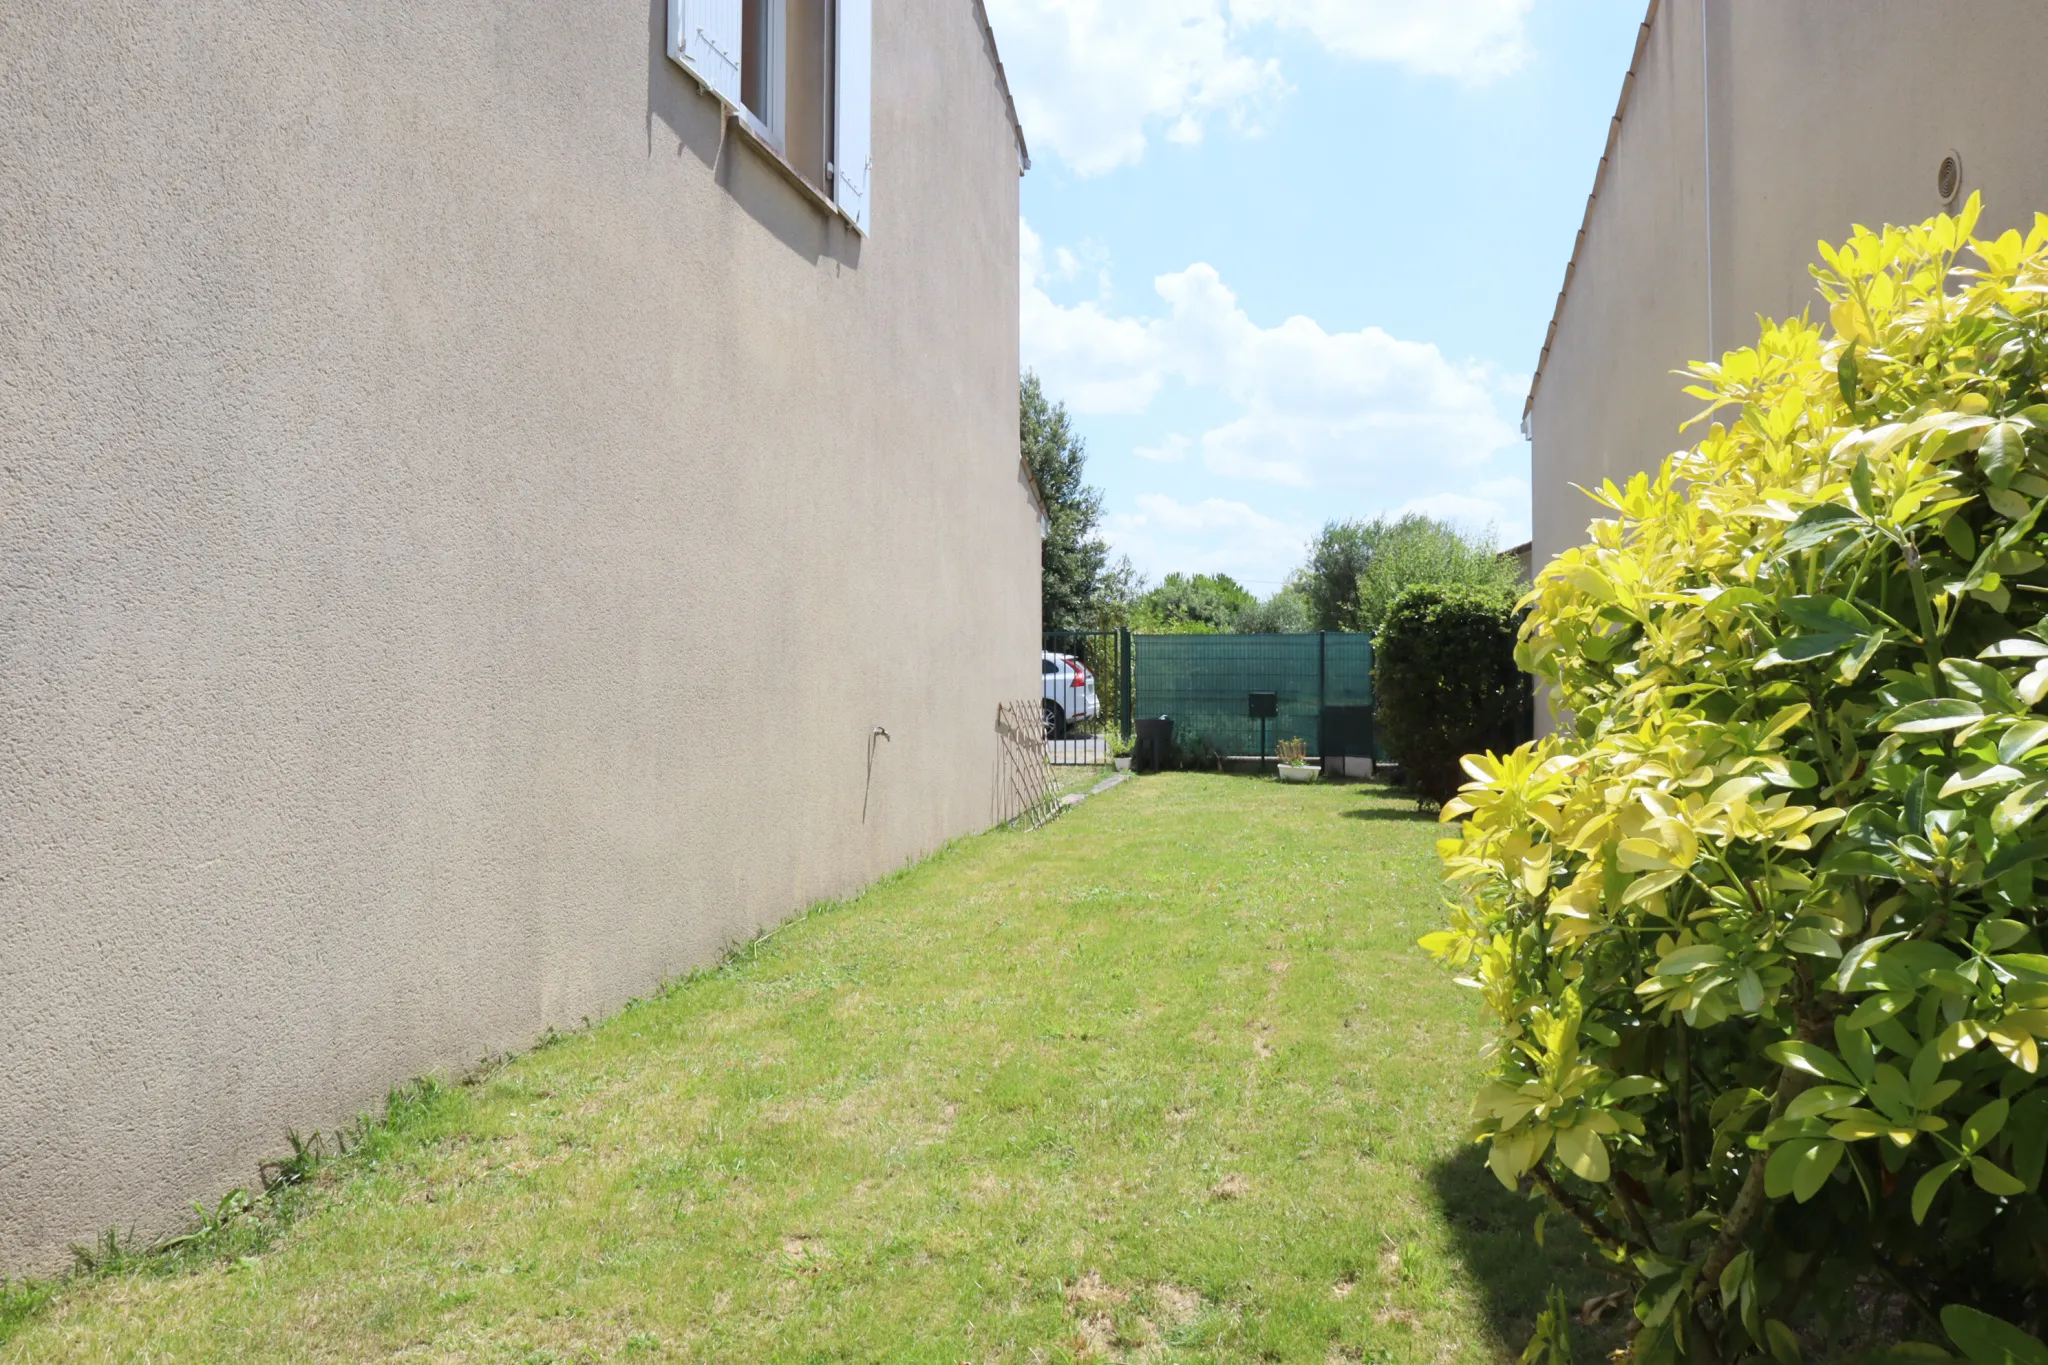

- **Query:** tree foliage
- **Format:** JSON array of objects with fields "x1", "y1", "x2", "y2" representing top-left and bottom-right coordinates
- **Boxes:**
[
  {"x1": 1131, "y1": 572, "x2": 1256, "y2": 634},
  {"x1": 1427, "y1": 198, "x2": 2048, "y2": 1359},
  {"x1": 1302, "y1": 515, "x2": 1521, "y2": 634},
  {"x1": 1022, "y1": 373, "x2": 1108, "y2": 631},
  {"x1": 1373, "y1": 586, "x2": 1524, "y2": 806},
  {"x1": 1302, "y1": 520, "x2": 1377, "y2": 631},
  {"x1": 1234, "y1": 587, "x2": 1313, "y2": 635}
]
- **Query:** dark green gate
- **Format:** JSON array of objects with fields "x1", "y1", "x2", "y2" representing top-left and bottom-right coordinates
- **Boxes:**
[{"x1": 1042, "y1": 629, "x2": 1133, "y2": 763}]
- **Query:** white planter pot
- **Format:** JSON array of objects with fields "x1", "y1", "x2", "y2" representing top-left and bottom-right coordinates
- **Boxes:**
[
  {"x1": 1276, "y1": 763, "x2": 1318, "y2": 784},
  {"x1": 1114, "y1": 757, "x2": 1132, "y2": 772}
]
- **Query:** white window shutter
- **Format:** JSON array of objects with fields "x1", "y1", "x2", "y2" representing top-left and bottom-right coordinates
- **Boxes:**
[
  {"x1": 756, "y1": 0, "x2": 787, "y2": 146},
  {"x1": 669, "y1": 0, "x2": 745, "y2": 108},
  {"x1": 834, "y1": 0, "x2": 873, "y2": 234}
]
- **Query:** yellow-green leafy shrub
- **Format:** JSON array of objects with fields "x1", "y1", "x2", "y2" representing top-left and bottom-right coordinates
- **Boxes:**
[{"x1": 1428, "y1": 198, "x2": 2048, "y2": 1360}]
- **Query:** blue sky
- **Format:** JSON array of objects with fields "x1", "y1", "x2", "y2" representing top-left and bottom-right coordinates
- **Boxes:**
[{"x1": 990, "y1": 0, "x2": 1649, "y2": 594}]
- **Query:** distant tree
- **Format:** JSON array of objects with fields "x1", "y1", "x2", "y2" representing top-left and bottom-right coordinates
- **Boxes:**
[
  {"x1": 1132, "y1": 573, "x2": 1256, "y2": 633},
  {"x1": 1302, "y1": 522, "x2": 1376, "y2": 631},
  {"x1": 1354, "y1": 517, "x2": 1520, "y2": 633},
  {"x1": 1299, "y1": 515, "x2": 1521, "y2": 634},
  {"x1": 1085, "y1": 554, "x2": 1150, "y2": 629},
  {"x1": 1021, "y1": 373, "x2": 1108, "y2": 632},
  {"x1": 1232, "y1": 588, "x2": 1312, "y2": 634}
]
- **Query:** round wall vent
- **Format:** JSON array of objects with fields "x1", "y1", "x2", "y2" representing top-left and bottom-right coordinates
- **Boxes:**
[{"x1": 1938, "y1": 150, "x2": 1963, "y2": 205}]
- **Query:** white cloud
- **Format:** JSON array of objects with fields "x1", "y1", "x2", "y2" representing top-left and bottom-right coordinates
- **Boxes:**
[
  {"x1": 1023, "y1": 222, "x2": 1531, "y2": 575},
  {"x1": 1020, "y1": 219, "x2": 1163, "y2": 413},
  {"x1": 1021, "y1": 219, "x2": 1099, "y2": 290},
  {"x1": 1104, "y1": 494, "x2": 1313, "y2": 586},
  {"x1": 1021, "y1": 227, "x2": 1521, "y2": 489},
  {"x1": 985, "y1": 0, "x2": 1285, "y2": 177},
  {"x1": 986, "y1": 0, "x2": 1533, "y2": 175},
  {"x1": 1397, "y1": 478, "x2": 1532, "y2": 547},
  {"x1": 1230, "y1": 0, "x2": 1533, "y2": 84},
  {"x1": 1135, "y1": 434, "x2": 1191, "y2": 463},
  {"x1": 1020, "y1": 297, "x2": 1163, "y2": 416}
]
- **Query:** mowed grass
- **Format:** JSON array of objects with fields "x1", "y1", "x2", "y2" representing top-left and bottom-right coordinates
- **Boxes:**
[{"x1": 3, "y1": 774, "x2": 1605, "y2": 1364}]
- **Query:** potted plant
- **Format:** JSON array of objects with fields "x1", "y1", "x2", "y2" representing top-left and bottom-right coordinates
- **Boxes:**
[
  {"x1": 1111, "y1": 733, "x2": 1134, "y2": 772},
  {"x1": 1275, "y1": 738, "x2": 1317, "y2": 783}
]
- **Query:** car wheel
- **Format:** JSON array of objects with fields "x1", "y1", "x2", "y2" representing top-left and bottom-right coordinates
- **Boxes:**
[{"x1": 1043, "y1": 699, "x2": 1067, "y2": 741}]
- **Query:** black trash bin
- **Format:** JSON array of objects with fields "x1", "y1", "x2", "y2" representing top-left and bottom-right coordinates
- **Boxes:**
[{"x1": 1134, "y1": 717, "x2": 1175, "y2": 773}]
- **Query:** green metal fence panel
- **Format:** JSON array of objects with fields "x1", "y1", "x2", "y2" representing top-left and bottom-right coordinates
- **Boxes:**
[
  {"x1": 1130, "y1": 633, "x2": 1373, "y2": 758},
  {"x1": 1322, "y1": 634, "x2": 1376, "y2": 707}
]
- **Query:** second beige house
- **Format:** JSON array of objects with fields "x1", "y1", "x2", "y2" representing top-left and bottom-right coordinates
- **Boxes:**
[{"x1": 1528, "y1": 0, "x2": 2048, "y2": 574}]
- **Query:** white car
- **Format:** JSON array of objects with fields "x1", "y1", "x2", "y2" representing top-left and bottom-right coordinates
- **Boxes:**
[{"x1": 1041, "y1": 651, "x2": 1100, "y2": 739}]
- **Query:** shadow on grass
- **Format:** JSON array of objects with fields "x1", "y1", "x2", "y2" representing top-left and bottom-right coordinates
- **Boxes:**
[
  {"x1": 1340, "y1": 806, "x2": 1434, "y2": 823},
  {"x1": 1428, "y1": 1146, "x2": 1627, "y2": 1363}
]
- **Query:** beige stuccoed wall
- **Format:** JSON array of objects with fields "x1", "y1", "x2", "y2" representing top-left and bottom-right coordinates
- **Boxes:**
[
  {"x1": 1531, "y1": 0, "x2": 2048, "y2": 576},
  {"x1": 0, "y1": 1, "x2": 1034, "y2": 1272}
]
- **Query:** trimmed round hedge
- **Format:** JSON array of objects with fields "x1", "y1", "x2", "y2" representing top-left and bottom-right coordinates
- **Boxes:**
[{"x1": 1372, "y1": 584, "x2": 1523, "y2": 806}]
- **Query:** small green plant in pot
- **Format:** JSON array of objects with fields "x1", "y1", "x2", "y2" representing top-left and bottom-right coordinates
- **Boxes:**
[
  {"x1": 1427, "y1": 197, "x2": 2048, "y2": 1360},
  {"x1": 1275, "y1": 737, "x2": 1316, "y2": 782}
]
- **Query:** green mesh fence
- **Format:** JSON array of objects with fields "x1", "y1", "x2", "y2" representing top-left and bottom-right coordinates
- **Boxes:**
[{"x1": 1130, "y1": 633, "x2": 1375, "y2": 759}]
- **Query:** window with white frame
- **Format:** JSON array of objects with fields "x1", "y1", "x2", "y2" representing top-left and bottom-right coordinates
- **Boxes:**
[{"x1": 667, "y1": 0, "x2": 872, "y2": 234}]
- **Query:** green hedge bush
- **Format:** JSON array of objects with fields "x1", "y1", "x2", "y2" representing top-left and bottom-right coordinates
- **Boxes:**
[
  {"x1": 1373, "y1": 585, "x2": 1524, "y2": 805},
  {"x1": 1428, "y1": 197, "x2": 2048, "y2": 1361}
]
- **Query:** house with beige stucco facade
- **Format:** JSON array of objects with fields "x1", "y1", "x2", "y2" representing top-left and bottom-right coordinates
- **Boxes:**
[
  {"x1": 1527, "y1": 1, "x2": 2048, "y2": 579},
  {"x1": 0, "y1": 1, "x2": 1037, "y2": 1272}
]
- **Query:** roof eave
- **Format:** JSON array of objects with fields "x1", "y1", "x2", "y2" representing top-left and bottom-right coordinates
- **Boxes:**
[{"x1": 970, "y1": 0, "x2": 1032, "y2": 172}]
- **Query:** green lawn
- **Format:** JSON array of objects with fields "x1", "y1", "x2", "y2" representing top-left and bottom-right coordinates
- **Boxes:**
[{"x1": 2, "y1": 774, "x2": 1604, "y2": 1363}]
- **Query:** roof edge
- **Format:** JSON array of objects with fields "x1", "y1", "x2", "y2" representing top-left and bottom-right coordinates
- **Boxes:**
[
  {"x1": 1522, "y1": 0, "x2": 1661, "y2": 426},
  {"x1": 970, "y1": 0, "x2": 1032, "y2": 172}
]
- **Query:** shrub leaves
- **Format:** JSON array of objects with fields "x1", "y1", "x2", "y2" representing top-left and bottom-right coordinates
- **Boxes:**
[{"x1": 1427, "y1": 196, "x2": 2048, "y2": 1359}]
